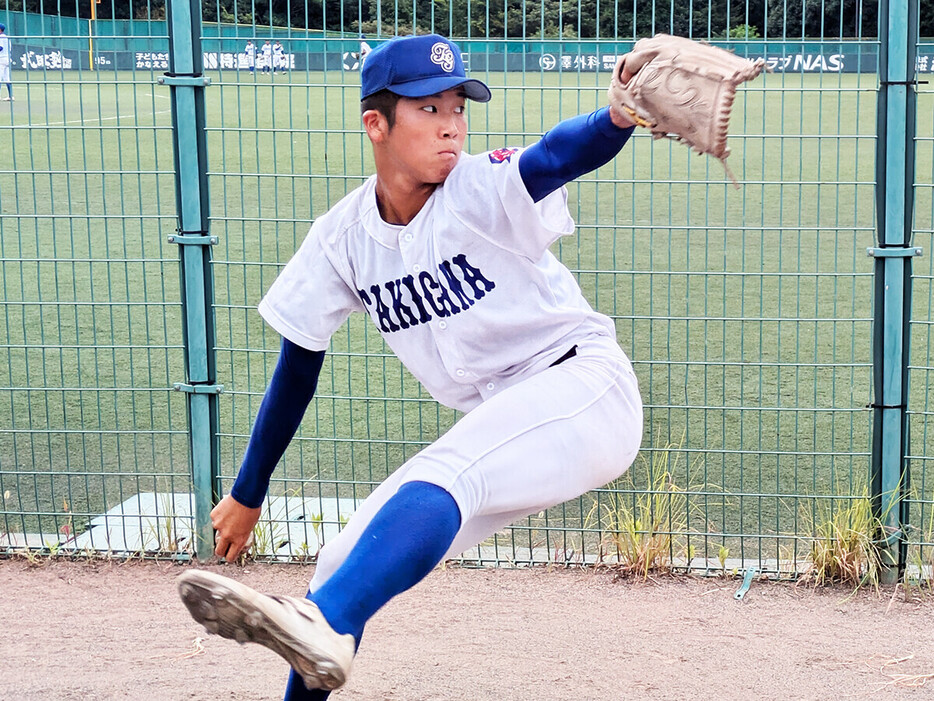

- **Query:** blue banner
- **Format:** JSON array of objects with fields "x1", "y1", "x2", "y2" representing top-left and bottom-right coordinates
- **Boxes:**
[{"x1": 8, "y1": 44, "x2": 934, "y2": 75}]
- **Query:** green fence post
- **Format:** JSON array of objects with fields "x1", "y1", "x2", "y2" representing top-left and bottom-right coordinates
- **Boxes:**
[
  {"x1": 871, "y1": 0, "x2": 919, "y2": 584},
  {"x1": 164, "y1": 0, "x2": 220, "y2": 560}
]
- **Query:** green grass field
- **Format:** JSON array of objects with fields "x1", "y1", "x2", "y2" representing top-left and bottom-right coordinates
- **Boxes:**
[{"x1": 1, "y1": 67, "x2": 933, "y2": 565}]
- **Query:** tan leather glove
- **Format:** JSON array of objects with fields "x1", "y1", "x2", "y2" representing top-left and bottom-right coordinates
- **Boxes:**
[{"x1": 608, "y1": 34, "x2": 768, "y2": 187}]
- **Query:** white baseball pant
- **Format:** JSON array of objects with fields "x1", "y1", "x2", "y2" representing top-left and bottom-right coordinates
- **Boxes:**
[{"x1": 309, "y1": 334, "x2": 642, "y2": 590}]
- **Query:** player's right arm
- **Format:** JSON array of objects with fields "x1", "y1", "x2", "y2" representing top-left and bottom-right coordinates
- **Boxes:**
[
  {"x1": 212, "y1": 214, "x2": 364, "y2": 559},
  {"x1": 211, "y1": 337, "x2": 325, "y2": 560}
]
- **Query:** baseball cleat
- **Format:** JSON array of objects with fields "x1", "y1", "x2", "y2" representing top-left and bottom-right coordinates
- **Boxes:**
[{"x1": 176, "y1": 570, "x2": 355, "y2": 690}]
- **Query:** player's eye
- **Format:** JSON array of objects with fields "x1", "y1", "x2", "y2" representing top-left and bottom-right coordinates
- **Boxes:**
[
  {"x1": 421, "y1": 105, "x2": 438, "y2": 113},
  {"x1": 454, "y1": 105, "x2": 465, "y2": 114}
]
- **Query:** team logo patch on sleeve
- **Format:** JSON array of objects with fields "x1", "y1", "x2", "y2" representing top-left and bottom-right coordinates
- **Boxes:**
[{"x1": 488, "y1": 147, "x2": 518, "y2": 164}]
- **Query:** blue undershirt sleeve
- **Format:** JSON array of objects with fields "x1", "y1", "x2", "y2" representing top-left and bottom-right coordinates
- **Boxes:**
[
  {"x1": 518, "y1": 106, "x2": 635, "y2": 203},
  {"x1": 230, "y1": 338, "x2": 325, "y2": 509}
]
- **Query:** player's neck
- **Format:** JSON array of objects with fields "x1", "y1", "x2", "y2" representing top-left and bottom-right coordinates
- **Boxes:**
[{"x1": 373, "y1": 177, "x2": 436, "y2": 226}]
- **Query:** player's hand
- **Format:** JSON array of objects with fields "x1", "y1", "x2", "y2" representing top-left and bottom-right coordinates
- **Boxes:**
[
  {"x1": 210, "y1": 494, "x2": 261, "y2": 561},
  {"x1": 608, "y1": 61, "x2": 636, "y2": 128}
]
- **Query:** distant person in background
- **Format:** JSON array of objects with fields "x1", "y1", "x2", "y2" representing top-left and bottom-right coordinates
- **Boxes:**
[
  {"x1": 358, "y1": 34, "x2": 371, "y2": 68},
  {"x1": 244, "y1": 40, "x2": 256, "y2": 73},
  {"x1": 0, "y1": 24, "x2": 13, "y2": 101},
  {"x1": 261, "y1": 39, "x2": 273, "y2": 75},
  {"x1": 273, "y1": 40, "x2": 286, "y2": 75}
]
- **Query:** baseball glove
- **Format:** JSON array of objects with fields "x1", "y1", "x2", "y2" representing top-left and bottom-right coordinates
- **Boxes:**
[{"x1": 608, "y1": 34, "x2": 768, "y2": 187}]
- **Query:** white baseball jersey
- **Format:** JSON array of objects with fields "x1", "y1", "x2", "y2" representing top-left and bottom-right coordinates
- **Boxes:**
[
  {"x1": 259, "y1": 146, "x2": 619, "y2": 413},
  {"x1": 273, "y1": 43, "x2": 284, "y2": 66},
  {"x1": 261, "y1": 43, "x2": 272, "y2": 66},
  {"x1": 0, "y1": 35, "x2": 11, "y2": 66}
]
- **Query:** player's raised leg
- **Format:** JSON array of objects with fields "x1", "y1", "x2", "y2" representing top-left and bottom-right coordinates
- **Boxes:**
[{"x1": 177, "y1": 479, "x2": 461, "y2": 695}]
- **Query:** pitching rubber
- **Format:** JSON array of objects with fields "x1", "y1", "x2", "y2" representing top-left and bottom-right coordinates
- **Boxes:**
[{"x1": 176, "y1": 569, "x2": 355, "y2": 691}]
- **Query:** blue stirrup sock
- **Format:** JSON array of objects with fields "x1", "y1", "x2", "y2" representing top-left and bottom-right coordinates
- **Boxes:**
[
  {"x1": 284, "y1": 671, "x2": 331, "y2": 700},
  {"x1": 282, "y1": 480, "x2": 461, "y2": 700},
  {"x1": 312, "y1": 480, "x2": 460, "y2": 640}
]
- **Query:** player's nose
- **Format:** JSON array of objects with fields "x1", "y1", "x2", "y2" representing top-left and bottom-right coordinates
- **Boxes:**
[{"x1": 440, "y1": 114, "x2": 460, "y2": 139}]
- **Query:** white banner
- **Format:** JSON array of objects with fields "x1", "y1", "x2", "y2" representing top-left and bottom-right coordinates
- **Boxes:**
[{"x1": 20, "y1": 50, "x2": 73, "y2": 70}]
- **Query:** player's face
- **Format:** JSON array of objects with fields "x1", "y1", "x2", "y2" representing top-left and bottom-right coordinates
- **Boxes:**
[{"x1": 385, "y1": 89, "x2": 468, "y2": 185}]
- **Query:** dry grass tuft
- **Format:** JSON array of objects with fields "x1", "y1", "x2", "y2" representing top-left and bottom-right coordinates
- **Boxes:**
[
  {"x1": 803, "y1": 492, "x2": 882, "y2": 590},
  {"x1": 597, "y1": 444, "x2": 690, "y2": 579}
]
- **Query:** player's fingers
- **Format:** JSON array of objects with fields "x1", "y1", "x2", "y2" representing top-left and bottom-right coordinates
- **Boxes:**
[
  {"x1": 216, "y1": 533, "x2": 250, "y2": 561},
  {"x1": 214, "y1": 535, "x2": 228, "y2": 558},
  {"x1": 619, "y1": 62, "x2": 634, "y2": 84},
  {"x1": 229, "y1": 539, "x2": 249, "y2": 561}
]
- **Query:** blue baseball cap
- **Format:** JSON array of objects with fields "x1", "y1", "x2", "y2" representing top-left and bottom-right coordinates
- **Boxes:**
[
  {"x1": 361, "y1": 34, "x2": 491, "y2": 103},
  {"x1": 0, "y1": 24, "x2": 5, "y2": 32}
]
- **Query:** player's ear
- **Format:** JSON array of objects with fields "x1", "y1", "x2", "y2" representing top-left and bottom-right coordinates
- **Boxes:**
[{"x1": 362, "y1": 109, "x2": 389, "y2": 142}]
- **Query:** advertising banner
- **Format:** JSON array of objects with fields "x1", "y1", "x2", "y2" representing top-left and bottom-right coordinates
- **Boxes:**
[{"x1": 7, "y1": 44, "x2": 934, "y2": 75}]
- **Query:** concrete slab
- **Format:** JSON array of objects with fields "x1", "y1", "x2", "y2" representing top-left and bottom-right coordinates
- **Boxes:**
[{"x1": 57, "y1": 492, "x2": 362, "y2": 559}]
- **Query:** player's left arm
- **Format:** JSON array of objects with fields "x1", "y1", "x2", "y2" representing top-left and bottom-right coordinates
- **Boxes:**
[{"x1": 518, "y1": 106, "x2": 636, "y2": 203}]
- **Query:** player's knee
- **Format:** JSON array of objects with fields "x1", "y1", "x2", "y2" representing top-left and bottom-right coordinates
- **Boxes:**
[{"x1": 309, "y1": 540, "x2": 347, "y2": 591}]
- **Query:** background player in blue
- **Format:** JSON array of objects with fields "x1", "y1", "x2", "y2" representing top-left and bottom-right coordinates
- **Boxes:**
[
  {"x1": 0, "y1": 24, "x2": 13, "y2": 102},
  {"x1": 273, "y1": 40, "x2": 286, "y2": 74},
  {"x1": 357, "y1": 34, "x2": 372, "y2": 68},
  {"x1": 261, "y1": 39, "x2": 273, "y2": 75},
  {"x1": 243, "y1": 40, "x2": 256, "y2": 73},
  {"x1": 178, "y1": 34, "x2": 643, "y2": 699}
]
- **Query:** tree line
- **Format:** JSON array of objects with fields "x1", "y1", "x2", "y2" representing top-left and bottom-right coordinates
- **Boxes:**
[{"x1": 8, "y1": 0, "x2": 934, "y2": 40}]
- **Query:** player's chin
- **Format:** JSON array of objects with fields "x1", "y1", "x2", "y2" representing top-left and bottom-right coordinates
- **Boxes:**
[{"x1": 429, "y1": 155, "x2": 460, "y2": 183}]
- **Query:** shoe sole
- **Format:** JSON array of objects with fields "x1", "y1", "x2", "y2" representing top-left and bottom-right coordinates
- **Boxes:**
[{"x1": 177, "y1": 570, "x2": 350, "y2": 690}]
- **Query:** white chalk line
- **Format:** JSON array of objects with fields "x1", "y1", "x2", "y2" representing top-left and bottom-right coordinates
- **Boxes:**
[{"x1": 37, "y1": 107, "x2": 172, "y2": 127}]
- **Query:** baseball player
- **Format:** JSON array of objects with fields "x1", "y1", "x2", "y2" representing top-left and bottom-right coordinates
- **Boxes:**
[
  {"x1": 273, "y1": 40, "x2": 286, "y2": 74},
  {"x1": 357, "y1": 34, "x2": 371, "y2": 68},
  {"x1": 261, "y1": 39, "x2": 273, "y2": 74},
  {"x1": 178, "y1": 34, "x2": 643, "y2": 700},
  {"x1": 0, "y1": 24, "x2": 13, "y2": 102},
  {"x1": 243, "y1": 40, "x2": 256, "y2": 73}
]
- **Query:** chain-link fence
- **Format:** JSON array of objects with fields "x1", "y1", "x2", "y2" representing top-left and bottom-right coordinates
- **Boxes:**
[{"x1": 0, "y1": 0, "x2": 931, "y2": 579}]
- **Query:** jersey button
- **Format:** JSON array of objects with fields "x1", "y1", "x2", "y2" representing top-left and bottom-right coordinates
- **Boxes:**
[
  {"x1": 438, "y1": 321, "x2": 447, "y2": 330},
  {"x1": 486, "y1": 382, "x2": 495, "y2": 390},
  {"x1": 455, "y1": 369, "x2": 465, "y2": 377},
  {"x1": 413, "y1": 264, "x2": 422, "y2": 273},
  {"x1": 404, "y1": 234, "x2": 413, "y2": 242}
]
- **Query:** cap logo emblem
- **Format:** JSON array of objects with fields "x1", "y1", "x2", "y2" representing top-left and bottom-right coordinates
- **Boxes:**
[{"x1": 429, "y1": 42, "x2": 455, "y2": 72}]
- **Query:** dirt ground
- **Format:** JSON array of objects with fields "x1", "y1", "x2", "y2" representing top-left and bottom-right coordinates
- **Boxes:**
[{"x1": 2, "y1": 559, "x2": 934, "y2": 700}]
